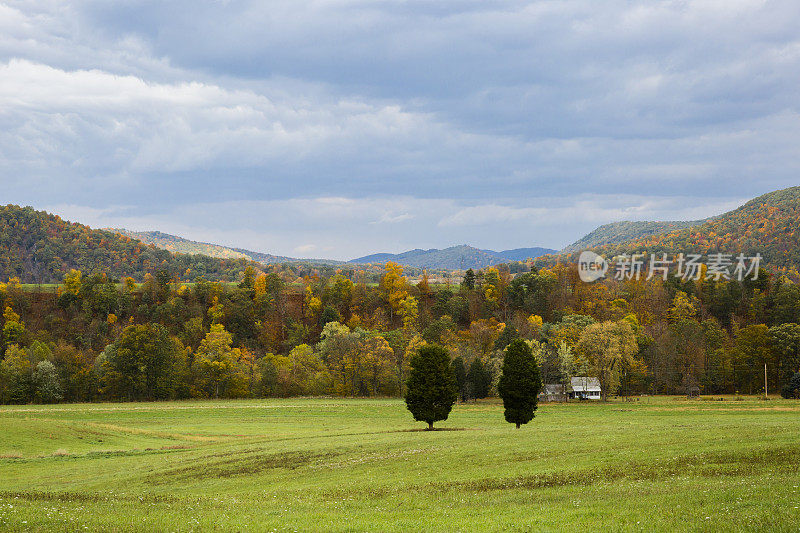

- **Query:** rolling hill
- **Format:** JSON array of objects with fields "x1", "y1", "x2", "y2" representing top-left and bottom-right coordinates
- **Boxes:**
[
  {"x1": 559, "y1": 186, "x2": 800, "y2": 270},
  {"x1": 0, "y1": 205, "x2": 258, "y2": 283},
  {"x1": 110, "y1": 229, "x2": 344, "y2": 266},
  {"x1": 349, "y1": 244, "x2": 556, "y2": 270},
  {"x1": 560, "y1": 220, "x2": 706, "y2": 253},
  {"x1": 110, "y1": 229, "x2": 251, "y2": 260}
]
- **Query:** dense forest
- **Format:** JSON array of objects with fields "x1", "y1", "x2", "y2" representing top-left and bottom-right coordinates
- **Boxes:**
[
  {"x1": 0, "y1": 205, "x2": 264, "y2": 283},
  {"x1": 3, "y1": 187, "x2": 800, "y2": 404},
  {"x1": 2, "y1": 256, "x2": 800, "y2": 404}
]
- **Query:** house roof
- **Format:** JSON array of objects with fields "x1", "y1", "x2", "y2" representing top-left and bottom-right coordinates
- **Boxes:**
[{"x1": 570, "y1": 377, "x2": 601, "y2": 392}]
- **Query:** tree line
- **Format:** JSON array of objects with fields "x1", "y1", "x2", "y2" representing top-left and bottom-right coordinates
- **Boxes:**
[{"x1": 2, "y1": 259, "x2": 800, "y2": 404}]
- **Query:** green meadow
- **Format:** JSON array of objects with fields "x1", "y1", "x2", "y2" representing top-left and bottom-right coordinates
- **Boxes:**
[{"x1": 1, "y1": 397, "x2": 799, "y2": 532}]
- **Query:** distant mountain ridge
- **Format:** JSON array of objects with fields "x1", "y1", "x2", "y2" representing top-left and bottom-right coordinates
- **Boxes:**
[
  {"x1": 110, "y1": 229, "x2": 343, "y2": 265},
  {"x1": 349, "y1": 244, "x2": 556, "y2": 270},
  {"x1": 114, "y1": 230, "x2": 556, "y2": 270},
  {"x1": 560, "y1": 220, "x2": 707, "y2": 254}
]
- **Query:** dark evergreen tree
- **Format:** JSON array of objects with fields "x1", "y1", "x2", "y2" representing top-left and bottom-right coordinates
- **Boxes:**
[
  {"x1": 321, "y1": 306, "x2": 341, "y2": 326},
  {"x1": 467, "y1": 358, "x2": 491, "y2": 399},
  {"x1": 494, "y1": 325, "x2": 520, "y2": 350},
  {"x1": 461, "y1": 269, "x2": 476, "y2": 290},
  {"x1": 405, "y1": 345, "x2": 457, "y2": 430},
  {"x1": 781, "y1": 372, "x2": 800, "y2": 399},
  {"x1": 451, "y1": 356, "x2": 468, "y2": 402},
  {"x1": 498, "y1": 339, "x2": 541, "y2": 428}
]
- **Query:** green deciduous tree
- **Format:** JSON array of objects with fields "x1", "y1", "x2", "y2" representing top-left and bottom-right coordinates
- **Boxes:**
[
  {"x1": 730, "y1": 324, "x2": 773, "y2": 394},
  {"x1": 0, "y1": 345, "x2": 31, "y2": 403},
  {"x1": 33, "y1": 360, "x2": 63, "y2": 403},
  {"x1": 769, "y1": 323, "x2": 800, "y2": 385},
  {"x1": 100, "y1": 324, "x2": 186, "y2": 401}
]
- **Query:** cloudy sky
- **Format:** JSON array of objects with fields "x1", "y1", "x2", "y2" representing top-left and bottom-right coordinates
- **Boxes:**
[{"x1": 2, "y1": 1, "x2": 799, "y2": 259}]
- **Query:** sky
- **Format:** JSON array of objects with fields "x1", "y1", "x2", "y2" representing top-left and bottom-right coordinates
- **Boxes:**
[{"x1": 2, "y1": 0, "x2": 799, "y2": 260}]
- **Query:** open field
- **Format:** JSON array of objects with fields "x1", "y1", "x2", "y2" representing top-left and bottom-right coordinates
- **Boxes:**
[{"x1": 1, "y1": 397, "x2": 799, "y2": 532}]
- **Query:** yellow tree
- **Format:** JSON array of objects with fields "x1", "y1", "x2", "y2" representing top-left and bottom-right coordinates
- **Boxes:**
[
  {"x1": 194, "y1": 324, "x2": 248, "y2": 398},
  {"x1": 668, "y1": 291, "x2": 699, "y2": 323},
  {"x1": 577, "y1": 320, "x2": 638, "y2": 400},
  {"x1": 379, "y1": 262, "x2": 408, "y2": 321},
  {"x1": 2, "y1": 306, "x2": 25, "y2": 348},
  {"x1": 468, "y1": 318, "x2": 505, "y2": 358},
  {"x1": 484, "y1": 267, "x2": 502, "y2": 304},
  {"x1": 526, "y1": 314, "x2": 544, "y2": 339},
  {"x1": 304, "y1": 285, "x2": 322, "y2": 320},
  {"x1": 63, "y1": 269, "x2": 83, "y2": 296},
  {"x1": 207, "y1": 296, "x2": 225, "y2": 325},
  {"x1": 287, "y1": 344, "x2": 331, "y2": 395},
  {"x1": 399, "y1": 296, "x2": 419, "y2": 333},
  {"x1": 484, "y1": 267, "x2": 512, "y2": 318},
  {"x1": 254, "y1": 273, "x2": 268, "y2": 300},
  {"x1": 362, "y1": 336, "x2": 396, "y2": 395}
]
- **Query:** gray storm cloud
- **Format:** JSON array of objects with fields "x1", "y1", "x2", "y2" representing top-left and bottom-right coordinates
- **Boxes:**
[{"x1": 3, "y1": 0, "x2": 799, "y2": 258}]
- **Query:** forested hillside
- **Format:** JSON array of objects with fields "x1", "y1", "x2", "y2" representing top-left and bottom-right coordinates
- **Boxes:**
[
  {"x1": 0, "y1": 205, "x2": 258, "y2": 283},
  {"x1": 579, "y1": 187, "x2": 800, "y2": 269},
  {"x1": 113, "y1": 228, "x2": 344, "y2": 266},
  {"x1": 110, "y1": 229, "x2": 251, "y2": 260},
  {"x1": 561, "y1": 220, "x2": 705, "y2": 253}
]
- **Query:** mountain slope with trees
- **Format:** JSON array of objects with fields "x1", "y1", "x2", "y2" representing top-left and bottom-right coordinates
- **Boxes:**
[
  {"x1": 560, "y1": 220, "x2": 706, "y2": 253},
  {"x1": 578, "y1": 187, "x2": 800, "y2": 269},
  {"x1": 0, "y1": 205, "x2": 258, "y2": 283},
  {"x1": 110, "y1": 229, "x2": 252, "y2": 260},
  {"x1": 111, "y1": 228, "x2": 343, "y2": 265}
]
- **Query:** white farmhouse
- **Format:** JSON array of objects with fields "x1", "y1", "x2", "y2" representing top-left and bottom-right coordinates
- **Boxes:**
[{"x1": 569, "y1": 377, "x2": 601, "y2": 400}]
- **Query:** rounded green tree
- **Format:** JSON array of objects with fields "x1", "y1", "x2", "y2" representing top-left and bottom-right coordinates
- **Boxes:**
[
  {"x1": 498, "y1": 339, "x2": 541, "y2": 428},
  {"x1": 405, "y1": 345, "x2": 457, "y2": 430}
]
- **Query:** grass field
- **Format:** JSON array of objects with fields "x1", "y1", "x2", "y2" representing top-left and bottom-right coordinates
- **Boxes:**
[{"x1": 1, "y1": 397, "x2": 799, "y2": 532}]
